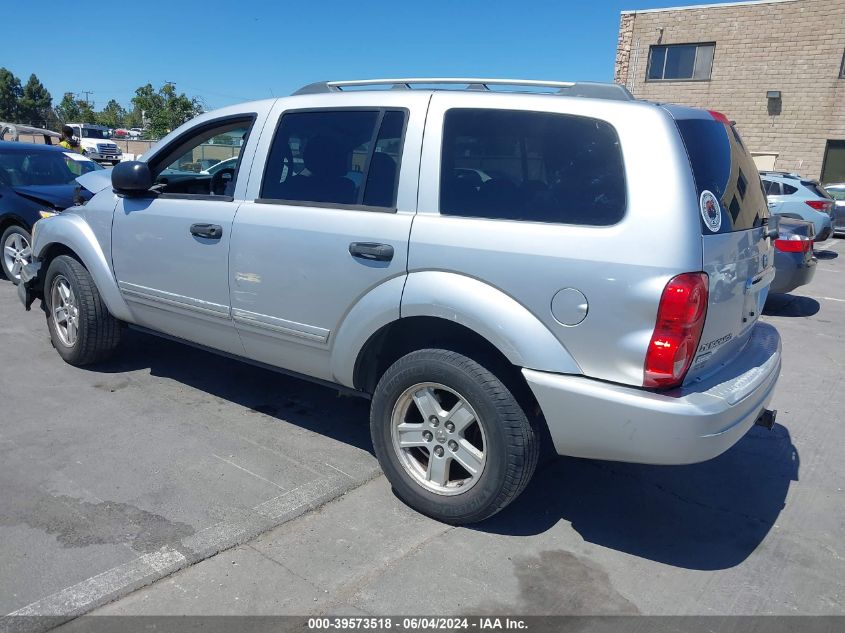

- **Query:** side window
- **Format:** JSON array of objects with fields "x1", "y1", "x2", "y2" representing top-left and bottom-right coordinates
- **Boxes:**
[
  {"x1": 439, "y1": 109, "x2": 626, "y2": 225},
  {"x1": 154, "y1": 119, "x2": 252, "y2": 197},
  {"x1": 261, "y1": 109, "x2": 406, "y2": 209},
  {"x1": 762, "y1": 179, "x2": 781, "y2": 196},
  {"x1": 782, "y1": 183, "x2": 798, "y2": 195}
]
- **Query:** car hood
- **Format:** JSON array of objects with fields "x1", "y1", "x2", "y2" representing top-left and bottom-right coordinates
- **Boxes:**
[
  {"x1": 76, "y1": 168, "x2": 114, "y2": 194},
  {"x1": 11, "y1": 184, "x2": 78, "y2": 210}
]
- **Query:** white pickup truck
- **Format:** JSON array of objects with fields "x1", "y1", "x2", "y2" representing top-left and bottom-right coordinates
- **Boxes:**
[{"x1": 66, "y1": 123, "x2": 123, "y2": 165}]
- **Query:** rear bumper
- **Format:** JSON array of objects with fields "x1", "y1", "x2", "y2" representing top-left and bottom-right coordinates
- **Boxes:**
[
  {"x1": 770, "y1": 252, "x2": 817, "y2": 294},
  {"x1": 524, "y1": 322, "x2": 781, "y2": 465},
  {"x1": 816, "y1": 226, "x2": 832, "y2": 242}
]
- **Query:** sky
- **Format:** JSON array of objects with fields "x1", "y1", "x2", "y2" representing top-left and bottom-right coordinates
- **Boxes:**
[{"x1": 3, "y1": 0, "x2": 737, "y2": 112}]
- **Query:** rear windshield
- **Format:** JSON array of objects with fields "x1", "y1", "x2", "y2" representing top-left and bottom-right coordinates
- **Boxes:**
[
  {"x1": 802, "y1": 181, "x2": 832, "y2": 199},
  {"x1": 675, "y1": 118, "x2": 767, "y2": 233}
]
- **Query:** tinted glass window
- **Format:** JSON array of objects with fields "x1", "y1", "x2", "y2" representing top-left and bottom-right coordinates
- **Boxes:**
[
  {"x1": 782, "y1": 183, "x2": 798, "y2": 195},
  {"x1": 762, "y1": 179, "x2": 780, "y2": 196},
  {"x1": 675, "y1": 118, "x2": 767, "y2": 233},
  {"x1": 801, "y1": 181, "x2": 831, "y2": 199},
  {"x1": 261, "y1": 109, "x2": 406, "y2": 208},
  {"x1": 363, "y1": 111, "x2": 405, "y2": 208},
  {"x1": 440, "y1": 109, "x2": 626, "y2": 225},
  {"x1": 648, "y1": 43, "x2": 715, "y2": 80}
]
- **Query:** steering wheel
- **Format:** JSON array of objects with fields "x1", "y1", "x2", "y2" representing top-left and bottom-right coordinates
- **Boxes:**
[{"x1": 211, "y1": 168, "x2": 236, "y2": 196}]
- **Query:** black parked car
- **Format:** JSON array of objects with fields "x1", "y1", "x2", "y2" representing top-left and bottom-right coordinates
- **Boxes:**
[{"x1": 0, "y1": 142, "x2": 100, "y2": 283}]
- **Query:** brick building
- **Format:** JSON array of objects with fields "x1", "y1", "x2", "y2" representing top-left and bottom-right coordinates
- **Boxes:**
[{"x1": 614, "y1": 0, "x2": 845, "y2": 183}]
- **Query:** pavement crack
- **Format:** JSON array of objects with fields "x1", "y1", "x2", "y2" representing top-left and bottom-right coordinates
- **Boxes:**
[{"x1": 336, "y1": 522, "x2": 456, "y2": 606}]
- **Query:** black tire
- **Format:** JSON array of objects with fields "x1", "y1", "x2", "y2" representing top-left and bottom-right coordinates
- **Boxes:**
[
  {"x1": 1, "y1": 224, "x2": 32, "y2": 285},
  {"x1": 44, "y1": 255, "x2": 122, "y2": 366},
  {"x1": 370, "y1": 349, "x2": 539, "y2": 524}
]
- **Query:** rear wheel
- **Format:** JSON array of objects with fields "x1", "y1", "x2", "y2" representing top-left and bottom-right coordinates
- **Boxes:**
[
  {"x1": 370, "y1": 349, "x2": 539, "y2": 524},
  {"x1": 44, "y1": 255, "x2": 122, "y2": 366},
  {"x1": 1, "y1": 224, "x2": 32, "y2": 285}
]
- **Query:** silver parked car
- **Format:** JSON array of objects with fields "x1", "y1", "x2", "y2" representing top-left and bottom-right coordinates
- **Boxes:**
[
  {"x1": 823, "y1": 183, "x2": 845, "y2": 235},
  {"x1": 761, "y1": 171, "x2": 834, "y2": 241},
  {"x1": 18, "y1": 78, "x2": 782, "y2": 524}
]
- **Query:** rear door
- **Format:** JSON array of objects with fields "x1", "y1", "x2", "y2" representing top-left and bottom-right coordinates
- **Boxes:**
[
  {"x1": 228, "y1": 94, "x2": 427, "y2": 382},
  {"x1": 762, "y1": 178, "x2": 785, "y2": 214},
  {"x1": 669, "y1": 109, "x2": 775, "y2": 381}
]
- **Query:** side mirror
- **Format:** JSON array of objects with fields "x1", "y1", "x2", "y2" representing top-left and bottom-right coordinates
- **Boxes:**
[{"x1": 112, "y1": 161, "x2": 152, "y2": 196}]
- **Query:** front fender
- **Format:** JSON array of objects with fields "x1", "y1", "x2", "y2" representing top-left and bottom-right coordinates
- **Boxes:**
[
  {"x1": 401, "y1": 271, "x2": 582, "y2": 375},
  {"x1": 32, "y1": 214, "x2": 132, "y2": 322}
]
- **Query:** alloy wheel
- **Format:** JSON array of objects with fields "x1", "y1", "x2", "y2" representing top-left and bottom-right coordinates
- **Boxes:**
[
  {"x1": 390, "y1": 382, "x2": 487, "y2": 496},
  {"x1": 50, "y1": 275, "x2": 79, "y2": 347},
  {"x1": 3, "y1": 231, "x2": 31, "y2": 281}
]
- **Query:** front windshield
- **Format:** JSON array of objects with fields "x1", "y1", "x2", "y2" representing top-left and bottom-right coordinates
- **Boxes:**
[
  {"x1": 0, "y1": 151, "x2": 96, "y2": 186},
  {"x1": 81, "y1": 128, "x2": 110, "y2": 139}
]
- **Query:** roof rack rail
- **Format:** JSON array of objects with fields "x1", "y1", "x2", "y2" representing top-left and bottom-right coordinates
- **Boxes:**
[
  {"x1": 293, "y1": 78, "x2": 635, "y2": 101},
  {"x1": 759, "y1": 170, "x2": 801, "y2": 179}
]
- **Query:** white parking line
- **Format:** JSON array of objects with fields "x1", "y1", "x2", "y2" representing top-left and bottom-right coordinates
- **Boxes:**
[
  {"x1": 0, "y1": 461, "x2": 363, "y2": 629},
  {"x1": 818, "y1": 296, "x2": 845, "y2": 303},
  {"x1": 212, "y1": 454, "x2": 288, "y2": 492},
  {"x1": 3, "y1": 546, "x2": 186, "y2": 618}
]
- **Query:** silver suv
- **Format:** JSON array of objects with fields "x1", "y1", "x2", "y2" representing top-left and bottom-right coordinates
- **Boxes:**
[{"x1": 18, "y1": 78, "x2": 782, "y2": 524}]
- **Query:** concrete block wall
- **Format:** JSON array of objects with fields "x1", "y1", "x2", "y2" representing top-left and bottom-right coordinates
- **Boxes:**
[{"x1": 615, "y1": 0, "x2": 845, "y2": 180}]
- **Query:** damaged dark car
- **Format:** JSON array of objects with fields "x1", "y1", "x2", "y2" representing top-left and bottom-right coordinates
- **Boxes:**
[{"x1": 0, "y1": 143, "x2": 100, "y2": 283}]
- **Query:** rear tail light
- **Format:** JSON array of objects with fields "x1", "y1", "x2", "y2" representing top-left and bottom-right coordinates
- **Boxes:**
[
  {"x1": 644, "y1": 273, "x2": 709, "y2": 390},
  {"x1": 805, "y1": 200, "x2": 833, "y2": 212},
  {"x1": 774, "y1": 235, "x2": 813, "y2": 252},
  {"x1": 708, "y1": 110, "x2": 732, "y2": 125}
]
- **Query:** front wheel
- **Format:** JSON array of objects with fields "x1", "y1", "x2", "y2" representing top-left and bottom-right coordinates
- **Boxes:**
[
  {"x1": 44, "y1": 255, "x2": 122, "y2": 366},
  {"x1": 1, "y1": 224, "x2": 32, "y2": 284},
  {"x1": 370, "y1": 349, "x2": 539, "y2": 524}
]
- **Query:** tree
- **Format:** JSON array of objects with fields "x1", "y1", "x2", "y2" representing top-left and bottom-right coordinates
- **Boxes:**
[
  {"x1": 77, "y1": 100, "x2": 97, "y2": 124},
  {"x1": 131, "y1": 82, "x2": 203, "y2": 139},
  {"x1": 18, "y1": 74, "x2": 52, "y2": 126},
  {"x1": 96, "y1": 99, "x2": 127, "y2": 129},
  {"x1": 0, "y1": 67, "x2": 23, "y2": 121},
  {"x1": 55, "y1": 92, "x2": 96, "y2": 124},
  {"x1": 56, "y1": 92, "x2": 81, "y2": 123}
]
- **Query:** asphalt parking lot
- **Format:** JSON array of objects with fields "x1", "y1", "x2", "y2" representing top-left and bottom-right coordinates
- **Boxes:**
[{"x1": 1, "y1": 238, "x2": 843, "y2": 629}]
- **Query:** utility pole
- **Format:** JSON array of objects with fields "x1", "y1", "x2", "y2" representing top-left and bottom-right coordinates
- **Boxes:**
[{"x1": 79, "y1": 90, "x2": 94, "y2": 106}]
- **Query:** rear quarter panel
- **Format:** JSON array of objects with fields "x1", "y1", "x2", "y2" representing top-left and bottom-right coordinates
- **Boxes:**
[{"x1": 412, "y1": 93, "x2": 702, "y2": 385}]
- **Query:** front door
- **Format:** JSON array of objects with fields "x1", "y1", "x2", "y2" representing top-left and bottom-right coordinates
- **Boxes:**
[
  {"x1": 111, "y1": 115, "x2": 258, "y2": 354},
  {"x1": 229, "y1": 94, "x2": 427, "y2": 382}
]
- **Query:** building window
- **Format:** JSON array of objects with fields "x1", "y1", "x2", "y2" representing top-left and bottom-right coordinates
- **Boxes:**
[
  {"x1": 647, "y1": 43, "x2": 715, "y2": 81},
  {"x1": 821, "y1": 140, "x2": 845, "y2": 184}
]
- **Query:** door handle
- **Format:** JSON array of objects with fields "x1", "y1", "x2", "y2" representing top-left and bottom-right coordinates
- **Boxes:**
[
  {"x1": 190, "y1": 223, "x2": 223, "y2": 239},
  {"x1": 349, "y1": 242, "x2": 394, "y2": 262},
  {"x1": 767, "y1": 202, "x2": 777, "y2": 207}
]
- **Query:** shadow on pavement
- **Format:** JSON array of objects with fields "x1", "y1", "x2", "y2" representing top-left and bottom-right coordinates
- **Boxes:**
[
  {"x1": 475, "y1": 424, "x2": 798, "y2": 571},
  {"x1": 813, "y1": 249, "x2": 838, "y2": 260},
  {"x1": 81, "y1": 329, "x2": 798, "y2": 572},
  {"x1": 87, "y1": 328, "x2": 375, "y2": 455},
  {"x1": 764, "y1": 294, "x2": 820, "y2": 317}
]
